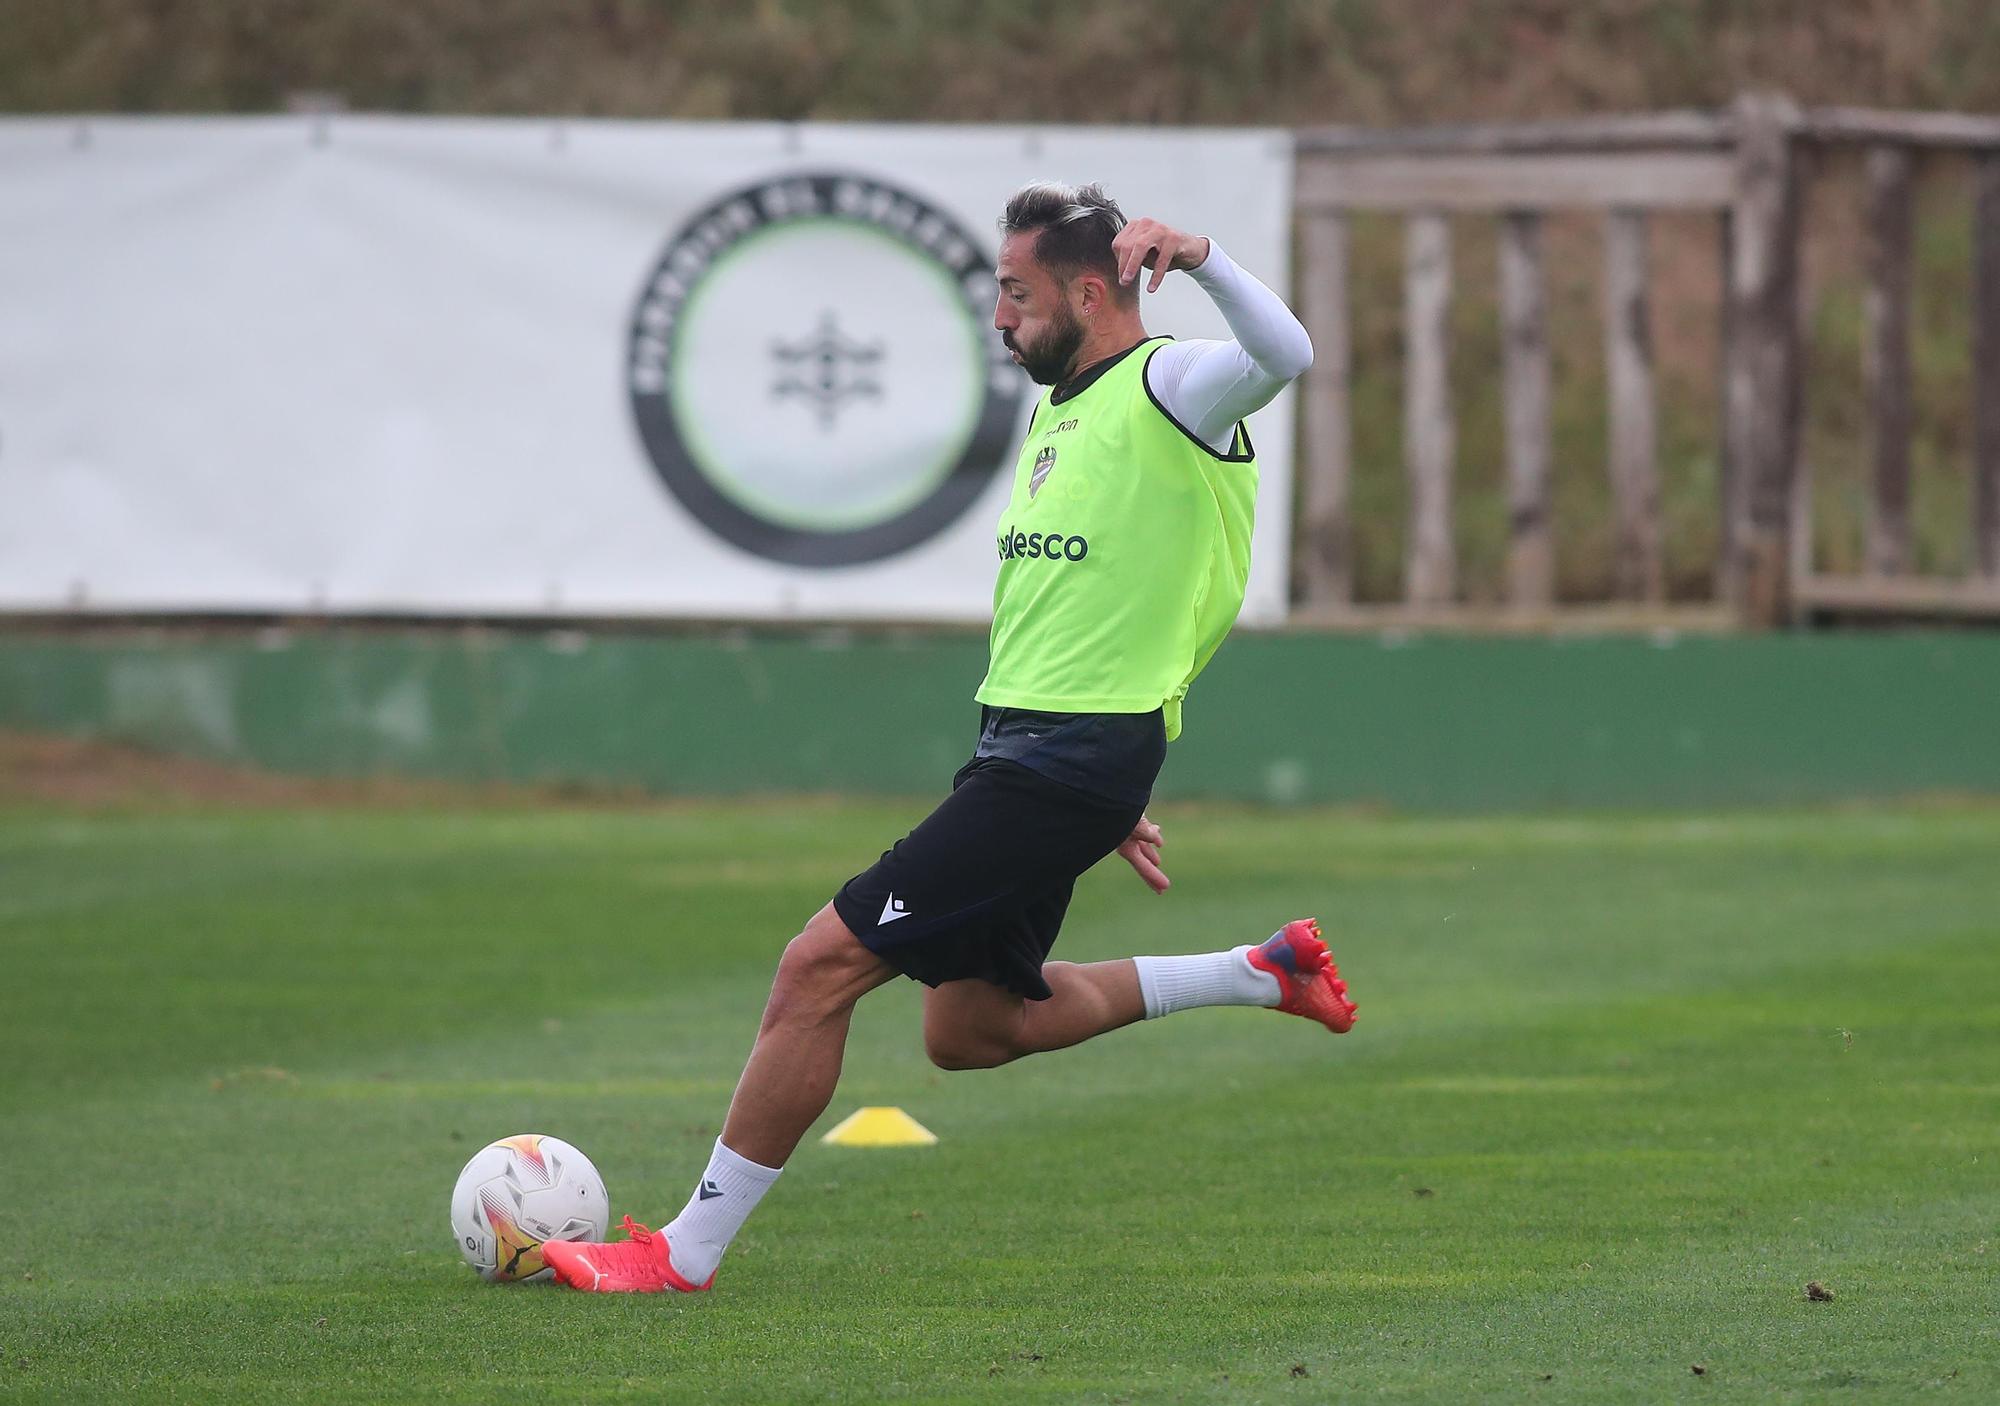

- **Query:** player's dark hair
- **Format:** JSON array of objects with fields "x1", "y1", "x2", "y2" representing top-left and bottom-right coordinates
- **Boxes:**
[{"x1": 1000, "y1": 182, "x2": 1131, "y2": 300}]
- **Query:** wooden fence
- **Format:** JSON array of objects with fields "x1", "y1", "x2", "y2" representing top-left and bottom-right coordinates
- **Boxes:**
[{"x1": 1291, "y1": 93, "x2": 2000, "y2": 627}]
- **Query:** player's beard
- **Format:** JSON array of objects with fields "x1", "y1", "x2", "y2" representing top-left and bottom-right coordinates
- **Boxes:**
[{"x1": 1006, "y1": 303, "x2": 1085, "y2": 386}]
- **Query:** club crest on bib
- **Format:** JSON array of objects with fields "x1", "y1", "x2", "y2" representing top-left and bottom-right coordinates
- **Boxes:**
[{"x1": 1030, "y1": 445, "x2": 1057, "y2": 498}]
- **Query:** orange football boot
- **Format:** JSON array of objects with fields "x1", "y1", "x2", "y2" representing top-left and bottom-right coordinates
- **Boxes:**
[
  {"x1": 1246, "y1": 918, "x2": 1358, "y2": 1033},
  {"x1": 542, "y1": 1216, "x2": 712, "y2": 1294}
]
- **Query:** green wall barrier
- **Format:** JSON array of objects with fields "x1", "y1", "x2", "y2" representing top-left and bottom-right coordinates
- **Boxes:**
[{"x1": 2, "y1": 628, "x2": 1996, "y2": 810}]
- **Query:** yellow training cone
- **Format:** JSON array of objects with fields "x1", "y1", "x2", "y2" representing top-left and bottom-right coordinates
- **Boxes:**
[{"x1": 820, "y1": 1106, "x2": 938, "y2": 1148}]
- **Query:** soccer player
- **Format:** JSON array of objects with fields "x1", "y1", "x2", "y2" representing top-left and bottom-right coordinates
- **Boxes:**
[{"x1": 543, "y1": 182, "x2": 1354, "y2": 1294}]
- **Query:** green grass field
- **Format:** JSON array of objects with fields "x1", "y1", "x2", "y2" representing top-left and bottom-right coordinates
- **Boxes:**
[{"x1": 4, "y1": 795, "x2": 1997, "y2": 1402}]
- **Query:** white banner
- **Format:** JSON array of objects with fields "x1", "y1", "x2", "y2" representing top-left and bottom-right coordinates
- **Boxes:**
[{"x1": 0, "y1": 117, "x2": 1294, "y2": 622}]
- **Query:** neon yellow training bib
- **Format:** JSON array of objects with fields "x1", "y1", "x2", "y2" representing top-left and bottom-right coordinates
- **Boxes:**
[{"x1": 974, "y1": 337, "x2": 1257, "y2": 741}]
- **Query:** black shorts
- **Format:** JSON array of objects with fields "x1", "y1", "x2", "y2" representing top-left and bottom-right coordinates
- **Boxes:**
[{"x1": 832, "y1": 755, "x2": 1150, "y2": 1001}]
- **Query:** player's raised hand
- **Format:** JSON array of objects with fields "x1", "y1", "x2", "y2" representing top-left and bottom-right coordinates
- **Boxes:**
[
  {"x1": 1118, "y1": 814, "x2": 1169, "y2": 894},
  {"x1": 1113, "y1": 218, "x2": 1211, "y2": 293}
]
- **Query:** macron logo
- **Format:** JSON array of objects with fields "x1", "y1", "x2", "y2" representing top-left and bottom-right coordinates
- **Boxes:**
[
  {"x1": 698, "y1": 1179, "x2": 724, "y2": 1201},
  {"x1": 879, "y1": 894, "x2": 914, "y2": 926}
]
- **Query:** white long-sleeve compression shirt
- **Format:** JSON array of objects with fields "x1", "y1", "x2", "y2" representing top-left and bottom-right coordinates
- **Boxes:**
[{"x1": 1142, "y1": 239, "x2": 1313, "y2": 453}]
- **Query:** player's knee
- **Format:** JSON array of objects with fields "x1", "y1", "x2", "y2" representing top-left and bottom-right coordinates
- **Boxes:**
[
  {"x1": 923, "y1": 1034, "x2": 988, "y2": 1070},
  {"x1": 763, "y1": 937, "x2": 840, "y2": 1028},
  {"x1": 763, "y1": 915, "x2": 872, "y2": 1030},
  {"x1": 922, "y1": 1027, "x2": 1020, "y2": 1071}
]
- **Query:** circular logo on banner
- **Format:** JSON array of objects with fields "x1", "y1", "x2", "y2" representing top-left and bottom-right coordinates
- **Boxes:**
[{"x1": 627, "y1": 173, "x2": 1023, "y2": 566}]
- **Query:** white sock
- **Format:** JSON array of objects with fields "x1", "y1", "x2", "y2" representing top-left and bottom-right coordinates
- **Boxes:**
[
  {"x1": 1132, "y1": 945, "x2": 1281, "y2": 1019},
  {"x1": 662, "y1": 1138, "x2": 782, "y2": 1284}
]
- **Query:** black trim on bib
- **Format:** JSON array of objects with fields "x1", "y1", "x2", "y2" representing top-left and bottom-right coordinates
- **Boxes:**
[
  {"x1": 1050, "y1": 339, "x2": 1150, "y2": 407},
  {"x1": 1139, "y1": 343, "x2": 1257, "y2": 464}
]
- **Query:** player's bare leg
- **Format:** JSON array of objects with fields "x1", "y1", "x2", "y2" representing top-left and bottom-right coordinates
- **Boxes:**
[
  {"x1": 543, "y1": 903, "x2": 893, "y2": 1293},
  {"x1": 922, "y1": 961, "x2": 1144, "y2": 1069},
  {"x1": 921, "y1": 919, "x2": 1356, "y2": 1070},
  {"x1": 543, "y1": 911, "x2": 1356, "y2": 1291},
  {"x1": 720, "y1": 904, "x2": 898, "y2": 1167}
]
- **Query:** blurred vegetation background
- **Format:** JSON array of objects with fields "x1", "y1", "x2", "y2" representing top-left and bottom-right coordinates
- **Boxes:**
[
  {"x1": 8, "y1": 0, "x2": 1996, "y2": 602},
  {"x1": 12, "y1": 1, "x2": 2000, "y2": 124}
]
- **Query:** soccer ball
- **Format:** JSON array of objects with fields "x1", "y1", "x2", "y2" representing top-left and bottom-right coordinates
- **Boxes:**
[{"x1": 450, "y1": 1134, "x2": 609, "y2": 1283}]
